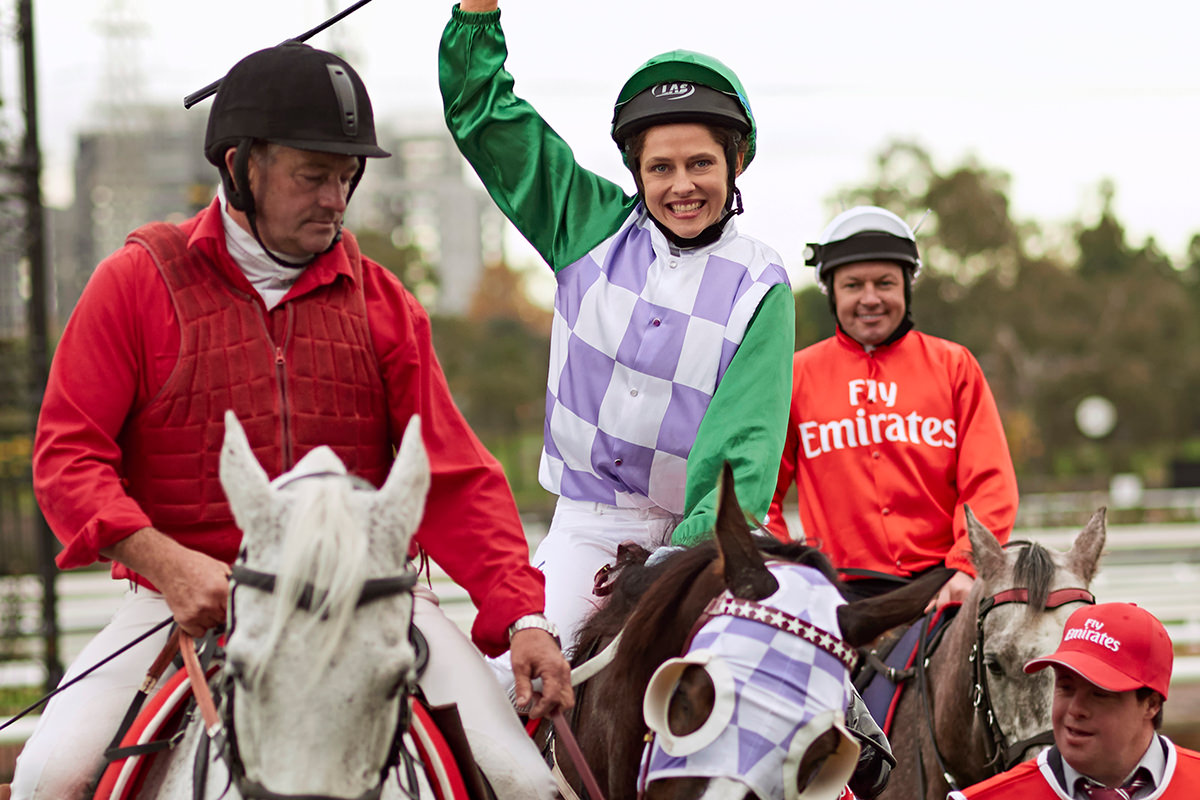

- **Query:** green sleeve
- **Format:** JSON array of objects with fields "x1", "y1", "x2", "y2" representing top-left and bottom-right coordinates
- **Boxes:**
[
  {"x1": 438, "y1": 7, "x2": 636, "y2": 271},
  {"x1": 672, "y1": 284, "x2": 796, "y2": 546}
]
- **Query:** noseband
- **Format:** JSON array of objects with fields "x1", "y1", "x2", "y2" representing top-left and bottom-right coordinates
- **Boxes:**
[
  {"x1": 971, "y1": 586, "x2": 1094, "y2": 772},
  {"x1": 204, "y1": 555, "x2": 420, "y2": 800}
]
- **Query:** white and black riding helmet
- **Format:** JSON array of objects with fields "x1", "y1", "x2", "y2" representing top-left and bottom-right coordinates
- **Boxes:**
[
  {"x1": 611, "y1": 50, "x2": 755, "y2": 248},
  {"x1": 204, "y1": 42, "x2": 391, "y2": 265},
  {"x1": 804, "y1": 206, "x2": 922, "y2": 286}
]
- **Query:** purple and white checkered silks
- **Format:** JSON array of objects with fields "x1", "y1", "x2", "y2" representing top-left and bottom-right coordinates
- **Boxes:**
[
  {"x1": 642, "y1": 562, "x2": 853, "y2": 800},
  {"x1": 539, "y1": 206, "x2": 789, "y2": 513}
]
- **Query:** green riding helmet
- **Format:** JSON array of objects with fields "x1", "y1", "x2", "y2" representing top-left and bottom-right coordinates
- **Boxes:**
[{"x1": 611, "y1": 50, "x2": 756, "y2": 170}]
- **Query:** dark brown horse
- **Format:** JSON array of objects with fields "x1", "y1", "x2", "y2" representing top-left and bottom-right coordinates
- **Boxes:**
[
  {"x1": 558, "y1": 464, "x2": 951, "y2": 800},
  {"x1": 879, "y1": 508, "x2": 1106, "y2": 800}
]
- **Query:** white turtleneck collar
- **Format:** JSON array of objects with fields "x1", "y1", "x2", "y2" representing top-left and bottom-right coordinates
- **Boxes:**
[{"x1": 217, "y1": 185, "x2": 310, "y2": 310}]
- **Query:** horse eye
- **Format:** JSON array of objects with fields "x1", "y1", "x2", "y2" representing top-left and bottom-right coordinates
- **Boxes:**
[
  {"x1": 983, "y1": 654, "x2": 1005, "y2": 676},
  {"x1": 667, "y1": 665, "x2": 716, "y2": 736}
]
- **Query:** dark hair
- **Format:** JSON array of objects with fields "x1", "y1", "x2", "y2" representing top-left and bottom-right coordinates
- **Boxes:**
[
  {"x1": 625, "y1": 123, "x2": 746, "y2": 179},
  {"x1": 1136, "y1": 687, "x2": 1165, "y2": 730}
]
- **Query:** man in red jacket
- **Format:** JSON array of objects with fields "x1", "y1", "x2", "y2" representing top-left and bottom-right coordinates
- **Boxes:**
[
  {"x1": 952, "y1": 602, "x2": 1200, "y2": 799},
  {"x1": 10, "y1": 44, "x2": 568, "y2": 800},
  {"x1": 767, "y1": 206, "x2": 1018, "y2": 610}
]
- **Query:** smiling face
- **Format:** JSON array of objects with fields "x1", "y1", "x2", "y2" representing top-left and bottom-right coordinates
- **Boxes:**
[
  {"x1": 227, "y1": 144, "x2": 360, "y2": 257},
  {"x1": 1051, "y1": 667, "x2": 1159, "y2": 787},
  {"x1": 637, "y1": 123, "x2": 741, "y2": 240},
  {"x1": 831, "y1": 261, "x2": 908, "y2": 347}
]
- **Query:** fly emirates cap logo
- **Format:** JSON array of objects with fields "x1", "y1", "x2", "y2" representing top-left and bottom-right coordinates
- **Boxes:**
[
  {"x1": 799, "y1": 379, "x2": 957, "y2": 459},
  {"x1": 1063, "y1": 617, "x2": 1121, "y2": 653}
]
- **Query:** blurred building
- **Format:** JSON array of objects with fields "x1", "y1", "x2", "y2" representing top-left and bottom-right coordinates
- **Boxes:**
[
  {"x1": 349, "y1": 124, "x2": 507, "y2": 316},
  {"x1": 57, "y1": 109, "x2": 212, "y2": 323},
  {"x1": 55, "y1": 116, "x2": 504, "y2": 323}
]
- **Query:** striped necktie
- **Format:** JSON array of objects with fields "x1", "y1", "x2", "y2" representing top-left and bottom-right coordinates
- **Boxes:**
[{"x1": 1076, "y1": 768, "x2": 1152, "y2": 800}]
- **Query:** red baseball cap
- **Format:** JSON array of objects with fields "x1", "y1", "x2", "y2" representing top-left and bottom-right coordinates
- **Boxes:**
[{"x1": 1024, "y1": 603, "x2": 1173, "y2": 698}]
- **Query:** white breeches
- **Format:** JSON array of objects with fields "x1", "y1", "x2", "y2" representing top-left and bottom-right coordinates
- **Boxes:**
[
  {"x1": 11, "y1": 589, "x2": 175, "y2": 800},
  {"x1": 410, "y1": 585, "x2": 556, "y2": 800},
  {"x1": 488, "y1": 497, "x2": 678, "y2": 688},
  {"x1": 12, "y1": 586, "x2": 555, "y2": 800}
]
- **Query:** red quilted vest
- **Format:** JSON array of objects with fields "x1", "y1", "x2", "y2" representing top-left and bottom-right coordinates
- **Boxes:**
[{"x1": 114, "y1": 222, "x2": 392, "y2": 587}]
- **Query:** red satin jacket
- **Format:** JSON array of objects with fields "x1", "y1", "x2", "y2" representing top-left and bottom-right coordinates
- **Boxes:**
[{"x1": 767, "y1": 327, "x2": 1018, "y2": 577}]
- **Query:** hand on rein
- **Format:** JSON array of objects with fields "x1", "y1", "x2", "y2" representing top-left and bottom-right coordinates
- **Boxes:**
[{"x1": 511, "y1": 628, "x2": 574, "y2": 718}]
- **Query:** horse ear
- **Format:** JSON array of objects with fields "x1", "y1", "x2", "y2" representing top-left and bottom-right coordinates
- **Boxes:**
[
  {"x1": 220, "y1": 409, "x2": 272, "y2": 533},
  {"x1": 1064, "y1": 506, "x2": 1106, "y2": 584},
  {"x1": 714, "y1": 461, "x2": 777, "y2": 600},
  {"x1": 836, "y1": 567, "x2": 954, "y2": 648},
  {"x1": 966, "y1": 504, "x2": 1006, "y2": 580},
  {"x1": 372, "y1": 415, "x2": 431, "y2": 551}
]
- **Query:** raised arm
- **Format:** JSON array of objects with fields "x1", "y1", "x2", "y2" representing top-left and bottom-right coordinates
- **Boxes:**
[{"x1": 439, "y1": 2, "x2": 634, "y2": 269}]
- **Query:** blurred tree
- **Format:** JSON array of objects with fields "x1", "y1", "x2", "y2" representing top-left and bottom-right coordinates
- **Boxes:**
[
  {"x1": 432, "y1": 260, "x2": 554, "y2": 517},
  {"x1": 354, "y1": 227, "x2": 437, "y2": 305},
  {"x1": 812, "y1": 139, "x2": 1200, "y2": 488}
]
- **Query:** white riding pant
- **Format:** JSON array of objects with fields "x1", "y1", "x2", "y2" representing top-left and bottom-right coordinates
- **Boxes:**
[
  {"x1": 11, "y1": 589, "x2": 176, "y2": 800},
  {"x1": 488, "y1": 497, "x2": 677, "y2": 688},
  {"x1": 12, "y1": 586, "x2": 555, "y2": 800}
]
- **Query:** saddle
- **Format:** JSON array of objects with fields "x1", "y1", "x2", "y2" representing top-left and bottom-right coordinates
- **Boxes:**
[
  {"x1": 89, "y1": 625, "x2": 498, "y2": 800},
  {"x1": 854, "y1": 603, "x2": 959, "y2": 736},
  {"x1": 91, "y1": 630, "x2": 222, "y2": 800}
]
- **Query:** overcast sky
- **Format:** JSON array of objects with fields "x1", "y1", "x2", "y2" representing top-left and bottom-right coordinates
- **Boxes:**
[{"x1": 27, "y1": 0, "x2": 1200, "y2": 285}]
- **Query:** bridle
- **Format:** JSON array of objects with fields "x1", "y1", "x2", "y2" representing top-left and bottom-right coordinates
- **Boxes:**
[
  {"x1": 186, "y1": 509, "x2": 422, "y2": 800},
  {"x1": 971, "y1": 585, "x2": 1094, "y2": 773},
  {"x1": 915, "y1": 574, "x2": 1094, "y2": 795}
]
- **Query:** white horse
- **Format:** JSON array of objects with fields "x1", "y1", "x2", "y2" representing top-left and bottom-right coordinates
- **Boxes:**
[{"x1": 135, "y1": 410, "x2": 431, "y2": 799}]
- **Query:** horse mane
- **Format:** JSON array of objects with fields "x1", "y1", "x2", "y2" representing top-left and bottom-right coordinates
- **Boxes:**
[
  {"x1": 1011, "y1": 540, "x2": 1055, "y2": 612},
  {"x1": 248, "y1": 478, "x2": 370, "y2": 686}
]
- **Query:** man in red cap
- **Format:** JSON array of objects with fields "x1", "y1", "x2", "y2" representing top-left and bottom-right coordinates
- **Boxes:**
[{"x1": 952, "y1": 602, "x2": 1200, "y2": 799}]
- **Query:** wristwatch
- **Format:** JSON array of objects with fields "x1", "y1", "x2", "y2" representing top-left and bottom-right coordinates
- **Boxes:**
[{"x1": 508, "y1": 613, "x2": 560, "y2": 646}]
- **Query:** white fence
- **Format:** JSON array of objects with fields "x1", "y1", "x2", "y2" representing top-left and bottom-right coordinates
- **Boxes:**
[{"x1": 2, "y1": 512, "x2": 1199, "y2": 743}]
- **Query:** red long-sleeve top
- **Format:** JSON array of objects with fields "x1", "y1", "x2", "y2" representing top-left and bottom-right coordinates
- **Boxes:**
[
  {"x1": 767, "y1": 328, "x2": 1018, "y2": 577},
  {"x1": 33, "y1": 198, "x2": 542, "y2": 656}
]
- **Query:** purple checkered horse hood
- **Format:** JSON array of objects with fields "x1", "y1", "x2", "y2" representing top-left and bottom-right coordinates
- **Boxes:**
[{"x1": 640, "y1": 562, "x2": 860, "y2": 800}]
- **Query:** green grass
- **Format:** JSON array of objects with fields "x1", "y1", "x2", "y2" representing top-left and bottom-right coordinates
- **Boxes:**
[{"x1": 0, "y1": 684, "x2": 44, "y2": 717}]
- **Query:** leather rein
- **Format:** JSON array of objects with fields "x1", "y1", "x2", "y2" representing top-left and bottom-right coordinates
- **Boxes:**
[{"x1": 183, "y1": 563, "x2": 421, "y2": 800}]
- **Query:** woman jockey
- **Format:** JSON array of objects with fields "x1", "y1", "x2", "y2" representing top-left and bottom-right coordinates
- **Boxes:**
[{"x1": 439, "y1": 1, "x2": 794, "y2": 661}]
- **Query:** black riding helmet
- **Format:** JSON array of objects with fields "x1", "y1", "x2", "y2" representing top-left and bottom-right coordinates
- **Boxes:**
[{"x1": 204, "y1": 42, "x2": 390, "y2": 265}]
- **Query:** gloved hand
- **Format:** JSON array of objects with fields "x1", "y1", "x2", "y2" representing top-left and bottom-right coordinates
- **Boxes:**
[{"x1": 644, "y1": 545, "x2": 687, "y2": 568}]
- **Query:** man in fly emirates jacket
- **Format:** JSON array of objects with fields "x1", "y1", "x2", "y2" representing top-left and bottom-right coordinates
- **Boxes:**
[
  {"x1": 951, "y1": 602, "x2": 1200, "y2": 799},
  {"x1": 766, "y1": 206, "x2": 1018, "y2": 610},
  {"x1": 10, "y1": 44, "x2": 568, "y2": 800}
]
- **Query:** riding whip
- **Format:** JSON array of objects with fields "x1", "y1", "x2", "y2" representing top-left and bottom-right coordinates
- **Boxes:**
[{"x1": 182, "y1": 0, "x2": 378, "y2": 109}]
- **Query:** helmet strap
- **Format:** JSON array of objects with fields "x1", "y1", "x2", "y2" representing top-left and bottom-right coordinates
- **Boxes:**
[
  {"x1": 220, "y1": 139, "x2": 359, "y2": 268},
  {"x1": 221, "y1": 140, "x2": 255, "y2": 213},
  {"x1": 646, "y1": 191, "x2": 741, "y2": 249}
]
